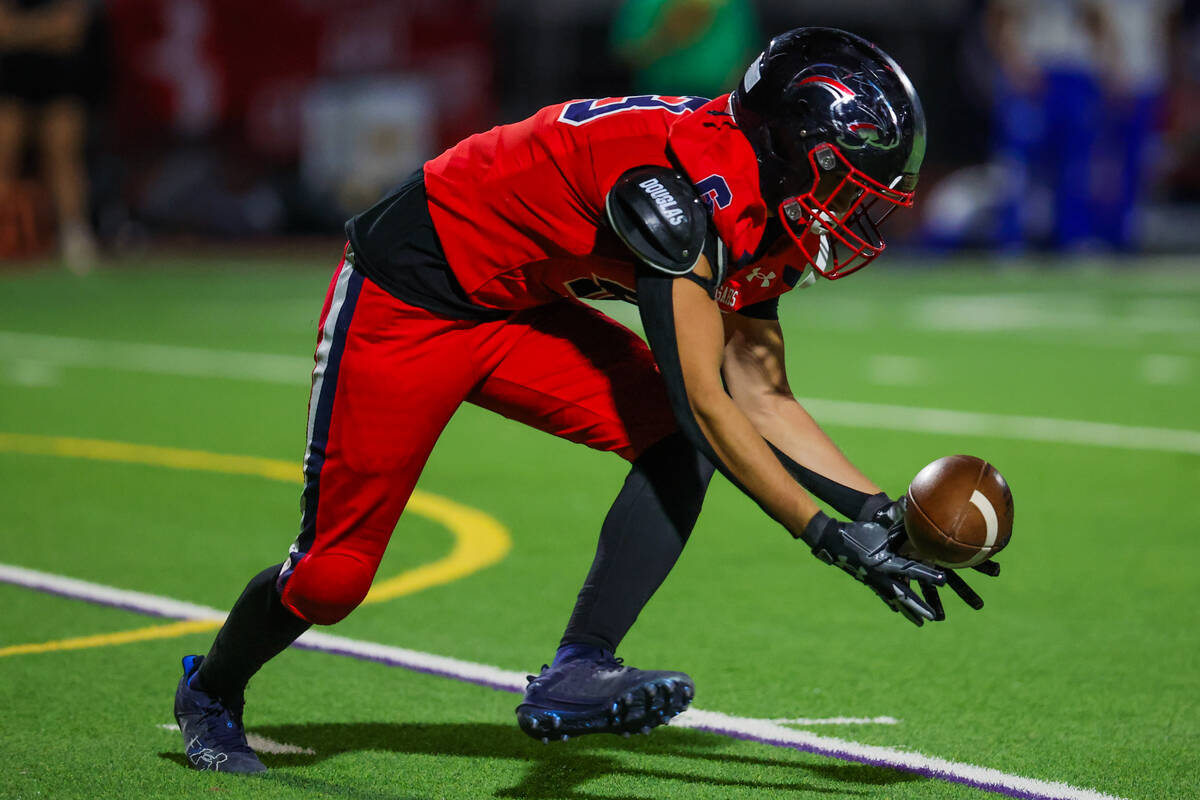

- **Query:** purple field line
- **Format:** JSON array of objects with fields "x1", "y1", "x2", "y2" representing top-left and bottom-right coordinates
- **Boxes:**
[
  {"x1": 290, "y1": 640, "x2": 526, "y2": 695},
  {"x1": 693, "y1": 724, "x2": 1055, "y2": 800}
]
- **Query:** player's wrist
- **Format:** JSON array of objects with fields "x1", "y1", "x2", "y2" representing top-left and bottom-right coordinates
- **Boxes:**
[
  {"x1": 797, "y1": 510, "x2": 834, "y2": 545},
  {"x1": 857, "y1": 492, "x2": 894, "y2": 522},
  {"x1": 789, "y1": 495, "x2": 824, "y2": 539}
]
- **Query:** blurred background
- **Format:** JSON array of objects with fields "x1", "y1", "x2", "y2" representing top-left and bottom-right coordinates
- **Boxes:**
[
  {"x1": 1, "y1": 8, "x2": 1197, "y2": 795},
  {"x1": 0, "y1": 0, "x2": 1197, "y2": 272}
]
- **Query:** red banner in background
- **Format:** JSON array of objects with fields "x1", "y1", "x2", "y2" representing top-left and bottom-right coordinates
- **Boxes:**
[{"x1": 106, "y1": 0, "x2": 493, "y2": 161}]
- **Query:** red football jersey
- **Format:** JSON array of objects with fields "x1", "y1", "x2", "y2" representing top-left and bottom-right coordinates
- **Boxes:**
[
  {"x1": 423, "y1": 94, "x2": 805, "y2": 314},
  {"x1": 714, "y1": 234, "x2": 815, "y2": 313}
]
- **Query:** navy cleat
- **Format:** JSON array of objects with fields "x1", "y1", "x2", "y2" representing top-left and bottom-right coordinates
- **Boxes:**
[
  {"x1": 515, "y1": 650, "x2": 694, "y2": 742},
  {"x1": 174, "y1": 655, "x2": 266, "y2": 774}
]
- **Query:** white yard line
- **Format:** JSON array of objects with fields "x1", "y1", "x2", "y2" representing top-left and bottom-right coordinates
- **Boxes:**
[
  {"x1": 244, "y1": 733, "x2": 316, "y2": 756},
  {"x1": 770, "y1": 716, "x2": 900, "y2": 725},
  {"x1": 673, "y1": 709, "x2": 1126, "y2": 800},
  {"x1": 864, "y1": 355, "x2": 928, "y2": 386},
  {"x1": 0, "y1": 331, "x2": 311, "y2": 384},
  {"x1": 909, "y1": 294, "x2": 1200, "y2": 335},
  {"x1": 1139, "y1": 354, "x2": 1190, "y2": 385},
  {"x1": 796, "y1": 396, "x2": 1200, "y2": 455},
  {"x1": 2, "y1": 562, "x2": 1127, "y2": 800},
  {"x1": 2, "y1": 330, "x2": 1197, "y2": 455},
  {"x1": 156, "y1": 724, "x2": 315, "y2": 755}
]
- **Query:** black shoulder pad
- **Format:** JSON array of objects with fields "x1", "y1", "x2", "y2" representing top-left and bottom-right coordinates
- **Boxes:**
[{"x1": 605, "y1": 166, "x2": 707, "y2": 275}]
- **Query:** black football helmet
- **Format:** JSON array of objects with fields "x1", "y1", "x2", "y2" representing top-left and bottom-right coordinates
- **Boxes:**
[{"x1": 731, "y1": 27, "x2": 926, "y2": 279}]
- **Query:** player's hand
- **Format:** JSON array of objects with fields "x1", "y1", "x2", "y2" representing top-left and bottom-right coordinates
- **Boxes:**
[
  {"x1": 801, "y1": 511, "x2": 946, "y2": 626},
  {"x1": 927, "y1": 559, "x2": 1001, "y2": 614},
  {"x1": 878, "y1": 510, "x2": 1002, "y2": 616}
]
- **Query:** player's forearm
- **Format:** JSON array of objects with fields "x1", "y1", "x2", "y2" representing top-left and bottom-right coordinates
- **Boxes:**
[
  {"x1": 687, "y1": 383, "x2": 821, "y2": 536},
  {"x1": 636, "y1": 269, "x2": 820, "y2": 536},
  {"x1": 740, "y1": 392, "x2": 881, "y2": 496},
  {"x1": 721, "y1": 314, "x2": 886, "y2": 520}
]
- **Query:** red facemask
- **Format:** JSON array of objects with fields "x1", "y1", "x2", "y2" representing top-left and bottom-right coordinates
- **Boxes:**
[{"x1": 777, "y1": 143, "x2": 914, "y2": 280}]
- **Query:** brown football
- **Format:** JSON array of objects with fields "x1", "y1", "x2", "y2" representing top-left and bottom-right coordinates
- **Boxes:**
[{"x1": 904, "y1": 455, "x2": 1014, "y2": 567}]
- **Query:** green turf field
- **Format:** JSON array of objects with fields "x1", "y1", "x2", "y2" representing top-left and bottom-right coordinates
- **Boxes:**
[{"x1": 1, "y1": 254, "x2": 1197, "y2": 800}]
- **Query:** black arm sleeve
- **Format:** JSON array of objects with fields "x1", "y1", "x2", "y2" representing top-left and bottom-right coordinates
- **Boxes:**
[
  {"x1": 636, "y1": 269, "x2": 784, "y2": 525},
  {"x1": 736, "y1": 297, "x2": 780, "y2": 320},
  {"x1": 764, "y1": 443, "x2": 891, "y2": 521},
  {"x1": 637, "y1": 268, "x2": 889, "y2": 527}
]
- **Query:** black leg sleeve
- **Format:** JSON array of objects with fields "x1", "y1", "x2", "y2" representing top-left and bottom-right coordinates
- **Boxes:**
[
  {"x1": 559, "y1": 431, "x2": 714, "y2": 652},
  {"x1": 192, "y1": 563, "x2": 311, "y2": 705}
]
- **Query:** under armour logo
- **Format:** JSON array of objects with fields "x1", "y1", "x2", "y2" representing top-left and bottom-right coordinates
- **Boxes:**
[
  {"x1": 745, "y1": 267, "x2": 775, "y2": 288},
  {"x1": 187, "y1": 737, "x2": 229, "y2": 771}
]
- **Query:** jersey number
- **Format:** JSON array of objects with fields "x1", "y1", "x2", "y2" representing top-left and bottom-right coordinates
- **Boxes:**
[
  {"x1": 566, "y1": 275, "x2": 638, "y2": 304},
  {"x1": 558, "y1": 95, "x2": 708, "y2": 126},
  {"x1": 695, "y1": 174, "x2": 733, "y2": 210}
]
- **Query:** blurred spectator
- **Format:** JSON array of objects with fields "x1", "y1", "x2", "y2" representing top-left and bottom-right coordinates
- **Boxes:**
[
  {"x1": 103, "y1": 0, "x2": 490, "y2": 238},
  {"x1": 1092, "y1": 0, "x2": 1182, "y2": 250},
  {"x1": 0, "y1": 0, "x2": 104, "y2": 272},
  {"x1": 611, "y1": 0, "x2": 760, "y2": 99},
  {"x1": 1165, "y1": 0, "x2": 1200, "y2": 202},
  {"x1": 985, "y1": 0, "x2": 1108, "y2": 252}
]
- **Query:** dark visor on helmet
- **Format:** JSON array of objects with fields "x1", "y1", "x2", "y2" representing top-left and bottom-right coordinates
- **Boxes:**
[{"x1": 778, "y1": 143, "x2": 914, "y2": 280}]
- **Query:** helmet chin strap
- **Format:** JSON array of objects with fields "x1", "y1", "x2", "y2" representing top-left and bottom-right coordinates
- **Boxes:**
[
  {"x1": 799, "y1": 233, "x2": 831, "y2": 289},
  {"x1": 808, "y1": 209, "x2": 837, "y2": 236},
  {"x1": 796, "y1": 263, "x2": 818, "y2": 289},
  {"x1": 783, "y1": 200, "x2": 853, "y2": 281}
]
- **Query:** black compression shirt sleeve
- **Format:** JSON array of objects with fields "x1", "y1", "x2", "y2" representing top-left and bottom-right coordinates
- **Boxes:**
[
  {"x1": 736, "y1": 297, "x2": 780, "y2": 320},
  {"x1": 639, "y1": 267, "x2": 888, "y2": 525},
  {"x1": 765, "y1": 443, "x2": 890, "y2": 520},
  {"x1": 636, "y1": 268, "x2": 782, "y2": 524}
]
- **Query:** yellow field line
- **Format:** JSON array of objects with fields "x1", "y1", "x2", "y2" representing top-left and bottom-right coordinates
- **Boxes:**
[
  {"x1": 0, "y1": 433, "x2": 511, "y2": 656},
  {"x1": 0, "y1": 619, "x2": 223, "y2": 657},
  {"x1": 0, "y1": 433, "x2": 303, "y2": 483},
  {"x1": 365, "y1": 491, "x2": 510, "y2": 603}
]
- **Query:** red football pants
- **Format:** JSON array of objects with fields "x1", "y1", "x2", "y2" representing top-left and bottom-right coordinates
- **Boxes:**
[{"x1": 277, "y1": 255, "x2": 678, "y2": 624}]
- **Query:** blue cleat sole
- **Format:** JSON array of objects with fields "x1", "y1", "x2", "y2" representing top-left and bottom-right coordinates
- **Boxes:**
[{"x1": 516, "y1": 674, "x2": 694, "y2": 742}]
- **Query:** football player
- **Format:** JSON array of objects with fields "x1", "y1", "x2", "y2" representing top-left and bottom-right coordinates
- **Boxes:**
[{"x1": 174, "y1": 27, "x2": 995, "y2": 772}]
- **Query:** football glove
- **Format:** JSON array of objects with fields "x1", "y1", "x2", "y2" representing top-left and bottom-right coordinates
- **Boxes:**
[
  {"x1": 871, "y1": 498, "x2": 1002, "y2": 617},
  {"x1": 858, "y1": 492, "x2": 904, "y2": 526},
  {"x1": 916, "y1": 559, "x2": 1001, "y2": 618},
  {"x1": 800, "y1": 511, "x2": 946, "y2": 626}
]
